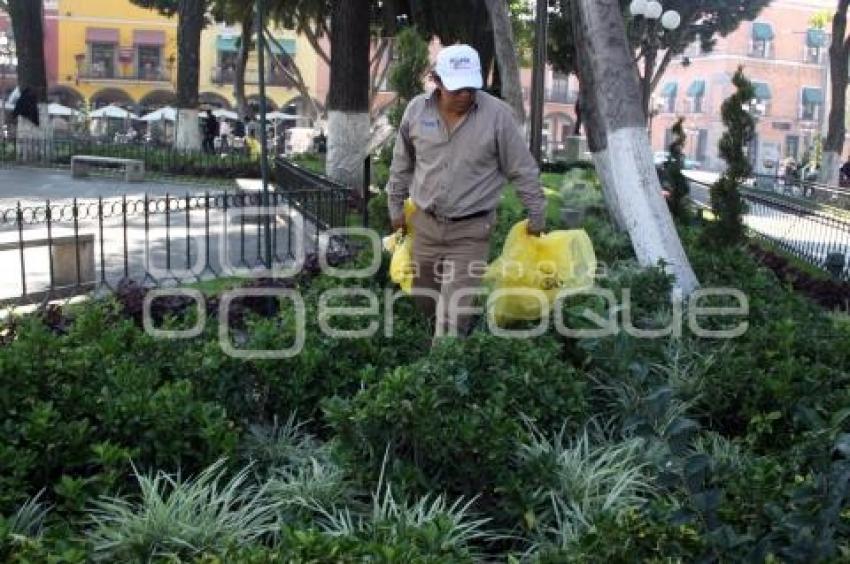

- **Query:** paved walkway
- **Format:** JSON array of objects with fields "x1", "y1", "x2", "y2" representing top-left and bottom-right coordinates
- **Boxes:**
[{"x1": 0, "y1": 168, "x2": 322, "y2": 304}]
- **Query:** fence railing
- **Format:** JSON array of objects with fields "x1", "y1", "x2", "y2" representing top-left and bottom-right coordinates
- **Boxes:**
[
  {"x1": 0, "y1": 188, "x2": 350, "y2": 307},
  {"x1": 749, "y1": 172, "x2": 850, "y2": 211},
  {"x1": 273, "y1": 156, "x2": 355, "y2": 229},
  {"x1": 689, "y1": 177, "x2": 850, "y2": 281},
  {"x1": 0, "y1": 135, "x2": 262, "y2": 182},
  {"x1": 77, "y1": 63, "x2": 172, "y2": 83}
]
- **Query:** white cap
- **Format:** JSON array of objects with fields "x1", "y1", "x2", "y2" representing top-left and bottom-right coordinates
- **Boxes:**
[{"x1": 434, "y1": 44, "x2": 483, "y2": 91}]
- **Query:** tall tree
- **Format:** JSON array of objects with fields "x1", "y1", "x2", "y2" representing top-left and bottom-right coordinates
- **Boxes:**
[
  {"x1": 326, "y1": 0, "x2": 371, "y2": 190},
  {"x1": 822, "y1": 1, "x2": 849, "y2": 186},
  {"x1": 485, "y1": 0, "x2": 525, "y2": 124},
  {"x1": 572, "y1": 0, "x2": 699, "y2": 296},
  {"x1": 131, "y1": 0, "x2": 207, "y2": 150},
  {"x1": 550, "y1": 0, "x2": 770, "y2": 118},
  {"x1": 7, "y1": 0, "x2": 47, "y2": 102}
]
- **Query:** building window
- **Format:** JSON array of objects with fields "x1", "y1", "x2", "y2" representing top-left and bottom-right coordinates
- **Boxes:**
[
  {"x1": 660, "y1": 82, "x2": 677, "y2": 113},
  {"x1": 752, "y1": 82, "x2": 772, "y2": 117},
  {"x1": 687, "y1": 80, "x2": 705, "y2": 114},
  {"x1": 801, "y1": 87, "x2": 823, "y2": 121},
  {"x1": 806, "y1": 29, "x2": 826, "y2": 64},
  {"x1": 89, "y1": 42, "x2": 116, "y2": 78},
  {"x1": 785, "y1": 135, "x2": 800, "y2": 159},
  {"x1": 695, "y1": 129, "x2": 708, "y2": 163},
  {"x1": 751, "y1": 22, "x2": 774, "y2": 58},
  {"x1": 137, "y1": 46, "x2": 161, "y2": 80},
  {"x1": 547, "y1": 72, "x2": 571, "y2": 103}
]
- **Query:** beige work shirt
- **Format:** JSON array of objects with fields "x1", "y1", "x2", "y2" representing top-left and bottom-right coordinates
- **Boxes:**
[{"x1": 386, "y1": 90, "x2": 546, "y2": 232}]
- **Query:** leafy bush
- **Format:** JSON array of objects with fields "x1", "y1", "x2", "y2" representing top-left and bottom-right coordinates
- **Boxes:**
[
  {"x1": 325, "y1": 334, "x2": 589, "y2": 522},
  {"x1": 0, "y1": 304, "x2": 238, "y2": 514}
]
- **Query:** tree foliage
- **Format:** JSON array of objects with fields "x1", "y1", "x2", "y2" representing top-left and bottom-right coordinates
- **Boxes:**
[
  {"x1": 549, "y1": 0, "x2": 770, "y2": 104},
  {"x1": 387, "y1": 26, "x2": 429, "y2": 127},
  {"x1": 709, "y1": 67, "x2": 755, "y2": 246}
]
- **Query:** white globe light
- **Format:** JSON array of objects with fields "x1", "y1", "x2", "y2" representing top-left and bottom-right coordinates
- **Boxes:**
[
  {"x1": 661, "y1": 10, "x2": 681, "y2": 30},
  {"x1": 645, "y1": 1, "x2": 664, "y2": 20},
  {"x1": 629, "y1": 0, "x2": 648, "y2": 17}
]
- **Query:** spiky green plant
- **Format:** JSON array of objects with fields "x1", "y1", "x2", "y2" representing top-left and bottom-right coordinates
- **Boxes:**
[
  {"x1": 1, "y1": 490, "x2": 50, "y2": 552},
  {"x1": 519, "y1": 426, "x2": 654, "y2": 552},
  {"x1": 240, "y1": 413, "x2": 329, "y2": 476},
  {"x1": 317, "y1": 457, "x2": 495, "y2": 557},
  {"x1": 86, "y1": 460, "x2": 279, "y2": 561},
  {"x1": 266, "y1": 457, "x2": 353, "y2": 520}
]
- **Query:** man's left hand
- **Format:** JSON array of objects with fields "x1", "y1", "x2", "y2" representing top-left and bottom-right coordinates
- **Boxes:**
[{"x1": 527, "y1": 223, "x2": 545, "y2": 237}]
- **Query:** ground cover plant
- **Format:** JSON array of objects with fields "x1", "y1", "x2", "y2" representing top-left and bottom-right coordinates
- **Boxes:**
[{"x1": 1, "y1": 170, "x2": 850, "y2": 562}]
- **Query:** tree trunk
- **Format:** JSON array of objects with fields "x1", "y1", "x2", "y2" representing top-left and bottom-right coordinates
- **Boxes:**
[
  {"x1": 175, "y1": 0, "x2": 204, "y2": 150},
  {"x1": 573, "y1": 0, "x2": 699, "y2": 296},
  {"x1": 234, "y1": 10, "x2": 253, "y2": 120},
  {"x1": 8, "y1": 0, "x2": 47, "y2": 102},
  {"x1": 641, "y1": 46, "x2": 657, "y2": 119},
  {"x1": 327, "y1": 0, "x2": 371, "y2": 191},
  {"x1": 484, "y1": 0, "x2": 525, "y2": 125},
  {"x1": 822, "y1": 0, "x2": 850, "y2": 186},
  {"x1": 8, "y1": 0, "x2": 50, "y2": 161}
]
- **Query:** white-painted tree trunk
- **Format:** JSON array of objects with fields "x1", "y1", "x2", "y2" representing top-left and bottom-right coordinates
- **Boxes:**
[
  {"x1": 591, "y1": 149, "x2": 626, "y2": 231},
  {"x1": 606, "y1": 128, "x2": 699, "y2": 294},
  {"x1": 327, "y1": 110, "x2": 370, "y2": 190},
  {"x1": 174, "y1": 109, "x2": 201, "y2": 151},
  {"x1": 16, "y1": 103, "x2": 53, "y2": 163},
  {"x1": 573, "y1": 0, "x2": 699, "y2": 297},
  {"x1": 821, "y1": 150, "x2": 841, "y2": 186}
]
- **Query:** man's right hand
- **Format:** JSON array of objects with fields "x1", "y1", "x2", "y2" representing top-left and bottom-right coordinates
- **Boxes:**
[{"x1": 391, "y1": 216, "x2": 406, "y2": 234}]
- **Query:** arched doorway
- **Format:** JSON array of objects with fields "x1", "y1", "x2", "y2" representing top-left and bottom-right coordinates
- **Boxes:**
[
  {"x1": 199, "y1": 92, "x2": 232, "y2": 110},
  {"x1": 138, "y1": 89, "x2": 177, "y2": 115},
  {"x1": 280, "y1": 95, "x2": 319, "y2": 127},
  {"x1": 90, "y1": 87, "x2": 135, "y2": 110},
  {"x1": 246, "y1": 94, "x2": 277, "y2": 115},
  {"x1": 48, "y1": 86, "x2": 85, "y2": 110}
]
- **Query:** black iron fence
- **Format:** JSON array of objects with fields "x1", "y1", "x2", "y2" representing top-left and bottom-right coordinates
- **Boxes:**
[
  {"x1": 0, "y1": 186, "x2": 350, "y2": 308},
  {"x1": 689, "y1": 177, "x2": 850, "y2": 281},
  {"x1": 748, "y1": 172, "x2": 850, "y2": 211},
  {"x1": 274, "y1": 156, "x2": 360, "y2": 228},
  {"x1": 0, "y1": 135, "x2": 262, "y2": 182}
]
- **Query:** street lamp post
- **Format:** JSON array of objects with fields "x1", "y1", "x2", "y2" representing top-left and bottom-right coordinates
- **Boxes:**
[{"x1": 628, "y1": 0, "x2": 680, "y2": 136}]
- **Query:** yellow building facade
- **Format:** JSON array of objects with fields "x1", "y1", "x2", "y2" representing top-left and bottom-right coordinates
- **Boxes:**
[
  {"x1": 54, "y1": 0, "x2": 178, "y2": 112},
  {"x1": 49, "y1": 0, "x2": 320, "y2": 116}
]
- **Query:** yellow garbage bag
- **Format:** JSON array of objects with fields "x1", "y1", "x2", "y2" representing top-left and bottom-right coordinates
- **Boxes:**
[
  {"x1": 385, "y1": 200, "x2": 417, "y2": 294},
  {"x1": 485, "y1": 219, "x2": 596, "y2": 325}
]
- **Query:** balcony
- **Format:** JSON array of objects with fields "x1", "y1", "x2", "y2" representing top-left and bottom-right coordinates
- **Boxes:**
[
  {"x1": 545, "y1": 88, "x2": 576, "y2": 104},
  {"x1": 210, "y1": 67, "x2": 294, "y2": 87},
  {"x1": 77, "y1": 63, "x2": 171, "y2": 83}
]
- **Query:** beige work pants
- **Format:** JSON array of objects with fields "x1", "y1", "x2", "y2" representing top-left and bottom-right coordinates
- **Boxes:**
[{"x1": 410, "y1": 209, "x2": 495, "y2": 339}]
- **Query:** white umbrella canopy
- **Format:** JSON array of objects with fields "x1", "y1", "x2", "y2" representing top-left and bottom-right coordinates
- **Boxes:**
[
  {"x1": 89, "y1": 105, "x2": 138, "y2": 120},
  {"x1": 140, "y1": 106, "x2": 177, "y2": 122},
  {"x1": 47, "y1": 103, "x2": 80, "y2": 117},
  {"x1": 265, "y1": 112, "x2": 307, "y2": 121},
  {"x1": 212, "y1": 108, "x2": 238, "y2": 120}
]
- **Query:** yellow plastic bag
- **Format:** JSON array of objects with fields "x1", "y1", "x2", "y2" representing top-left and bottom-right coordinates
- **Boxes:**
[
  {"x1": 385, "y1": 200, "x2": 417, "y2": 294},
  {"x1": 485, "y1": 219, "x2": 596, "y2": 325}
]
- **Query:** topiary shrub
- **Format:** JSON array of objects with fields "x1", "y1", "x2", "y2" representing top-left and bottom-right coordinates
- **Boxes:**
[{"x1": 708, "y1": 67, "x2": 755, "y2": 246}]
